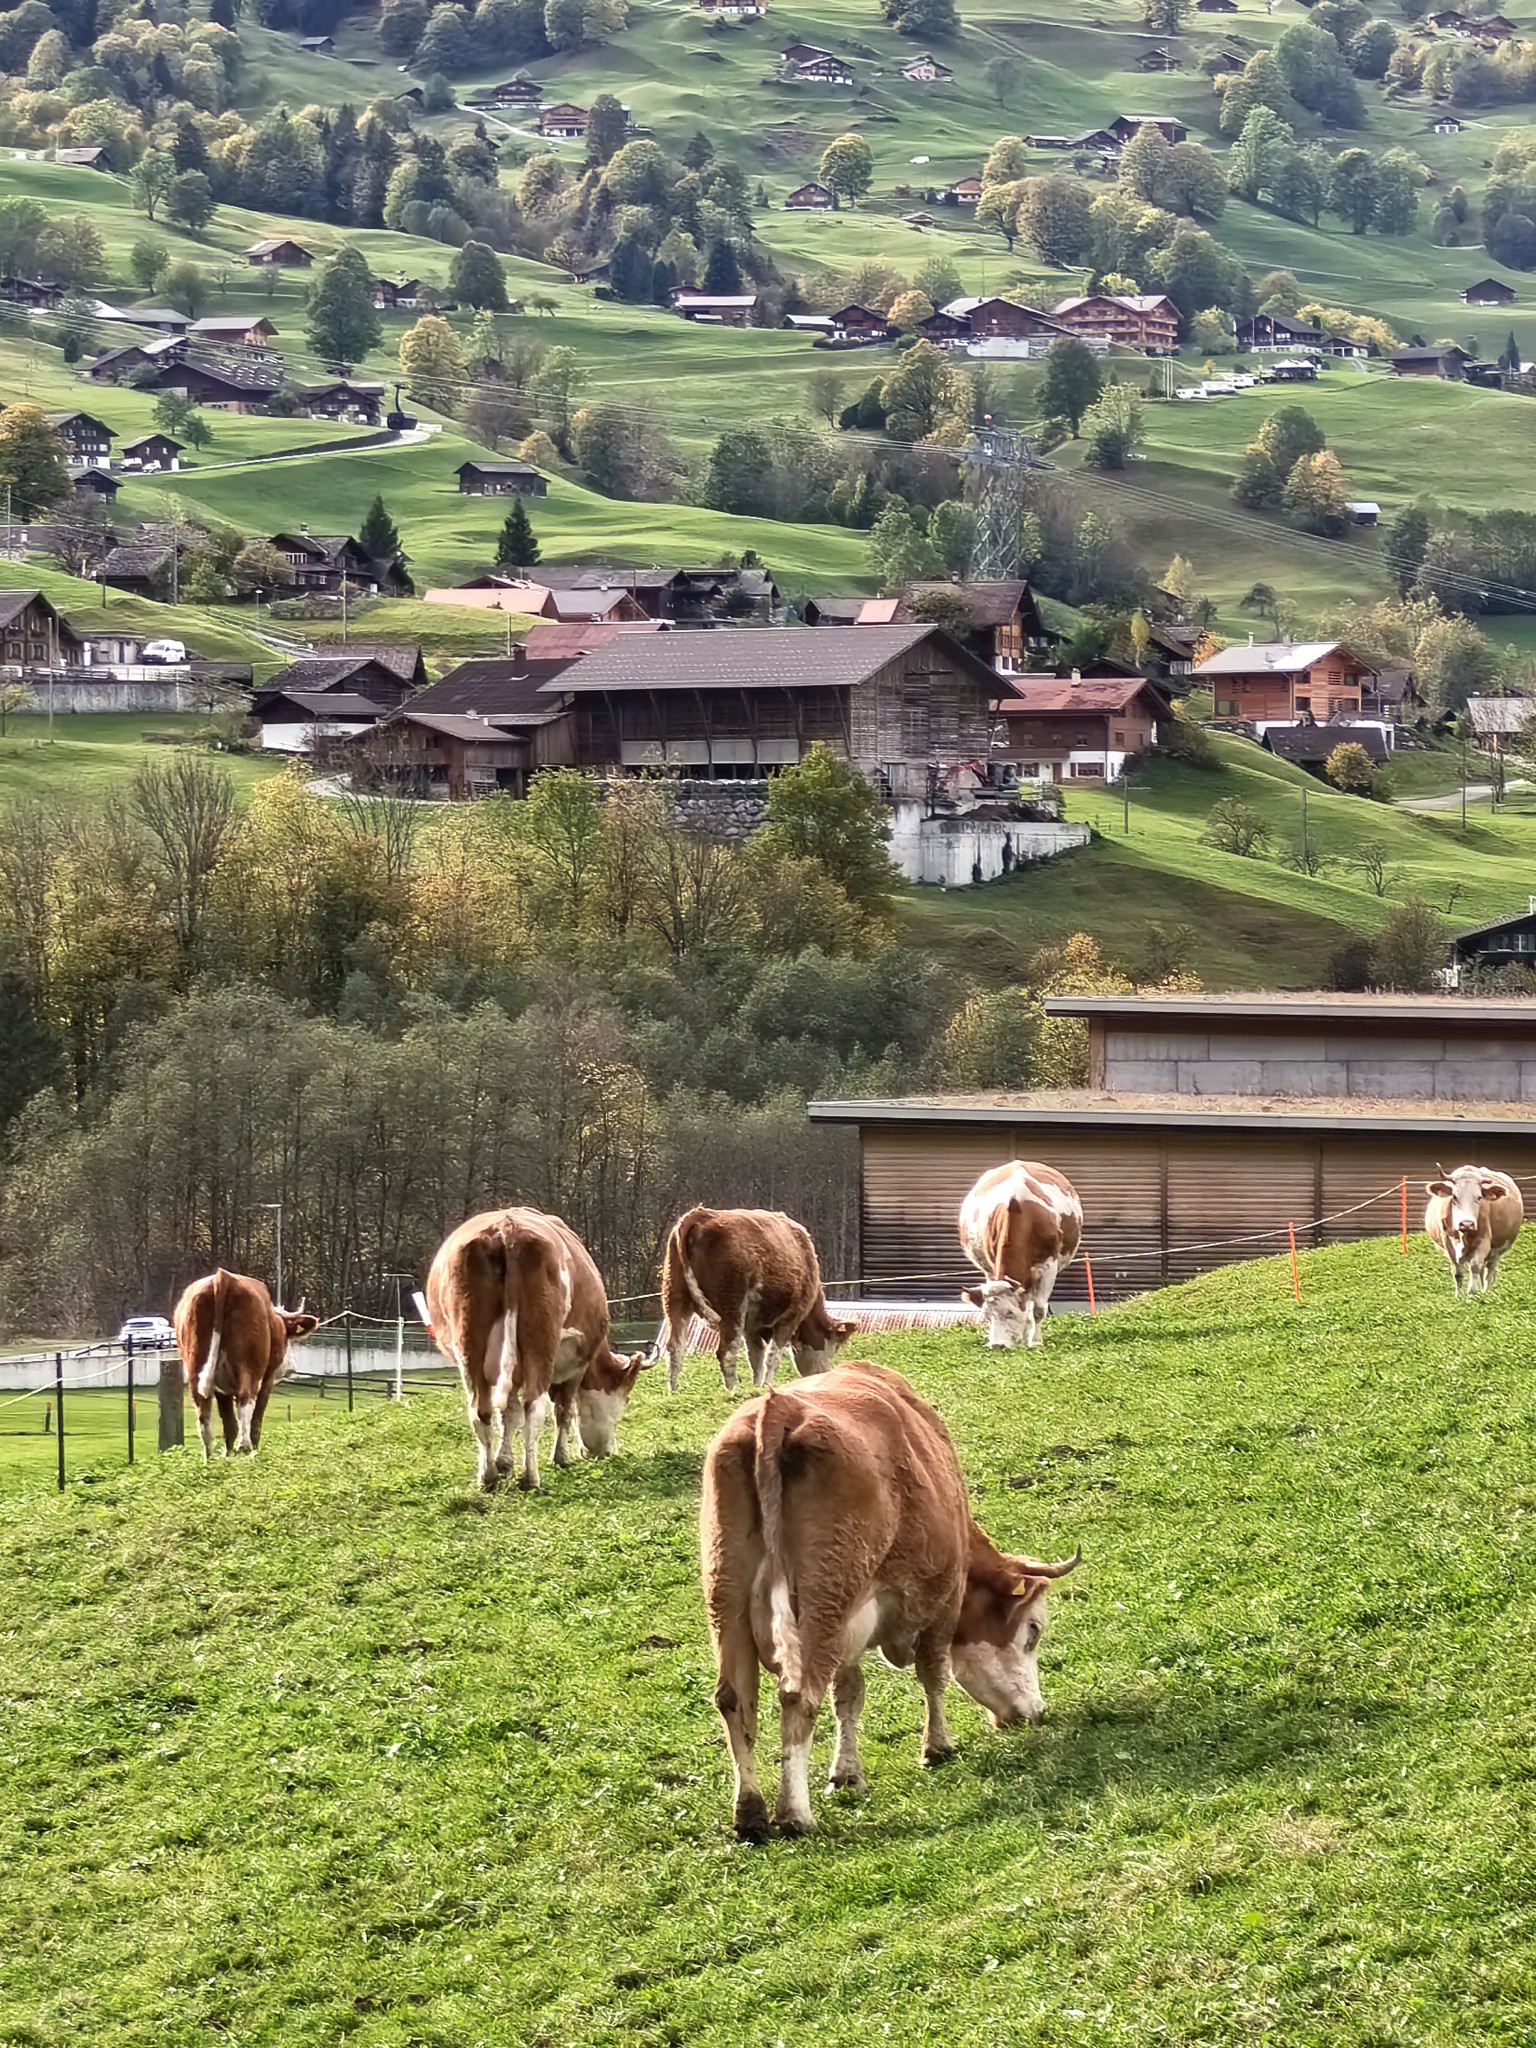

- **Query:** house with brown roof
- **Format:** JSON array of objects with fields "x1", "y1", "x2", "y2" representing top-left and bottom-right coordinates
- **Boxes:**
[
  {"x1": 246, "y1": 237, "x2": 311, "y2": 267},
  {"x1": 544, "y1": 622, "x2": 1001, "y2": 795},
  {"x1": 947, "y1": 175, "x2": 984, "y2": 205},
  {"x1": 672, "y1": 291, "x2": 759, "y2": 325},
  {"x1": 254, "y1": 689, "x2": 391, "y2": 753},
  {"x1": 370, "y1": 276, "x2": 424, "y2": 310},
  {"x1": 268, "y1": 530, "x2": 412, "y2": 597},
  {"x1": 119, "y1": 433, "x2": 184, "y2": 473},
  {"x1": 425, "y1": 578, "x2": 650, "y2": 622},
  {"x1": 0, "y1": 590, "x2": 83, "y2": 666},
  {"x1": 1463, "y1": 277, "x2": 1516, "y2": 305},
  {"x1": 785, "y1": 182, "x2": 836, "y2": 210},
  {"x1": 991, "y1": 674, "x2": 1173, "y2": 782},
  {"x1": 902, "y1": 53, "x2": 953, "y2": 81},
  {"x1": 190, "y1": 314, "x2": 280, "y2": 350},
  {"x1": 1389, "y1": 343, "x2": 1476, "y2": 379},
  {"x1": 1108, "y1": 114, "x2": 1187, "y2": 144},
  {"x1": 455, "y1": 459, "x2": 547, "y2": 496},
  {"x1": 1193, "y1": 640, "x2": 1379, "y2": 725},
  {"x1": 829, "y1": 303, "x2": 891, "y2": 341},
  {"x1": 896, "y1": 579, "x2": 1045, "y2": 671},
  {"x1": 47, "y1": 411, "x2": 114, "y2": 467},
  {"x1": 53, "y1": 146, "x2": 109, "y2": 170},
  {"x1": 539, "y1": 103, "x2": 589, "y2": 138},
  {"x1": 297, "y1": 380, "x2": 385, "y2": 424}
]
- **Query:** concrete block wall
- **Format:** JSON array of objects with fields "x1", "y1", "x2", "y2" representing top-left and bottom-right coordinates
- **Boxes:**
[{"x1": 1101, "y1": 1025, "x2": 1536, "y2": 1103}]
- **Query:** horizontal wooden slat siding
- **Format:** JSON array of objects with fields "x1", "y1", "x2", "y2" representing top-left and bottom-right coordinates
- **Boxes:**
[
  {"x1": 1042, "y1": 1130, "x2": 1162, "y2": 1304},
  {"x1": 1321, "y1": 1134, "x2": 1536, "y2": 1246},
  {"x1": 860, "y1": 1130, "x2": 1002, "y2": 1292},
  {"x1": 1165, "y1": 1133, "x2": 1316, "y2": 1284}
]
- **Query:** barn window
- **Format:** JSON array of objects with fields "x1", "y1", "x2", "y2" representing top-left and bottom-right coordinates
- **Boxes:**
[{"x1": 1215, "y1": 698, "x2": 1238, "y2": 717}]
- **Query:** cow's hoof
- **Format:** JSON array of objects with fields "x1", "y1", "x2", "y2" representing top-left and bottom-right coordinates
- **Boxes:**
[
  {"x1": 828, "y1": 1770, "x2": 866, "y2": 1794},
  {"x1": 922, "y1": 1743, "x2": 957, "y2": 1769},
  {"x1": 773, "y1": 1812, "x2": 816, "y2": 1838},
  {"x1": 517, "y1": 1472, "x2": 539, "y2": 1493},
  {"x1": 733, "y1": 1795, "x2": 771, "y2": 1842}
]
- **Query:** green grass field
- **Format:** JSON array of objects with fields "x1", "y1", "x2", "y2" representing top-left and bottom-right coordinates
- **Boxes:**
[
  {"x1": 895, "y1": 734, "x2": 1530, "y2": 988},
  {"x1": 0, "y1": 713, "x2": 282, "y2": 807},
  {"x1": 6, "y1": 1238, "x2": 1536, "y2": 2043}
]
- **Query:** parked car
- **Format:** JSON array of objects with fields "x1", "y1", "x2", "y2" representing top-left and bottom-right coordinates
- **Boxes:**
[
  {"x1": 116, "y1": 1314, "x2": 175, "y2": 1349},
  {"x1": 141, "y1": 639, "x2": 187, "y2": 664}
]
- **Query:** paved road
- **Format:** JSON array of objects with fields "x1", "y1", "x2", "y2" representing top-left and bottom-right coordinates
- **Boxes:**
[{"x1": 1398, "y1": 779, "x2": 1531, "y2": 812}]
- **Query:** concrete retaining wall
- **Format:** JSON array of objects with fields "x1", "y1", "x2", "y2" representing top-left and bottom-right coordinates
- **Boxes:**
[{"x1": 1102, "y1": 1024, "x2": 1536, "y2": 1102}]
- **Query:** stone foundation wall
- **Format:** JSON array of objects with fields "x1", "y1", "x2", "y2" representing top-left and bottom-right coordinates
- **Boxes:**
[{"x1": 1102, "y1": 1025, "x2": 1536, "y2": 1103}]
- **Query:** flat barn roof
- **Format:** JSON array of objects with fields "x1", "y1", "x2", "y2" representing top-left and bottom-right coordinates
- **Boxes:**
[
  {"x1": 1041, "y1": 995, "x2": 1536, "y2": 1025},
  {"x1": 808, "y1": 1092, "x2": 1536, "y2": 1134}
]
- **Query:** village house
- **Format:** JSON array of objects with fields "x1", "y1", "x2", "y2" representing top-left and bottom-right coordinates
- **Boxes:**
[
  {"x1": 0, "y1": 590, "x2": 83, "y2": 666},
  {"x1": 1136, "y1": 46, "x2": 1180, "y2": 71},
  {"x1": 0, "y1": 277, "x2": 61, "y2": 308},
  {"x1": 1108, "y1": 114, "x2": 1188, "y2": 144},
  {"x1": 515, "y1": 563, "x2": 779, "y2": 623},
  {"x1": 47, "y1": 412, "x2": 114, "y2": 468},
  {"x1": 1389, "y1": 343, "x2": 1476, "y2": 379},
  {"x1": 698, "y1": 0, "x2": 768, "y2": 16},
  {"x1": 254, "y1": 688, "x2": 389, "y2": 752},
  {"x1": 299, "y1": 32, "x2": 334, "y2": 51},
  {"x1": 784, "y1": 182, "x2": 836, "y2": 210},
  {"x1": 97, "y1": 541, "x2": 183, "y2": 599},
  {"x1": 1451, "y1": 901, "x2": 1536, "y2": 978},
  {"x1": 1463, "y1": 277, "x2": 1517, "y2": 305},
  {"x1": 149, "y1": 359, "x2": 283, "y2": 411},
  {"x1": 1238, "y1": 311, "x2": 1325, "y2": 350},
  {"x1": 428, "y1": 578, "x2": 651, "y2": 623},
  {"x1": 83, "y1": 337, "x2": 183, "y2": 384},
  {"x1": 1427, "y1": 9, "x2": 1515, "y2": 42},
  {"x1": 118, "y1": 433, "x2": 183, "y2": 473},
  {"x1": 268, "y1": 529, "x2": 412, "y2": 598},
  {"x1": 1194, "y1": 640, "x2": 1379, "y2": 726},
  {"x1": 902, "y1": 52, "x2": 953, "y2": 81},
  {"x1": 368, "y1": 664, "x2": 578, "y2": 796},
  {"x1": 896, "y1": 579, "x2": 1045, "y2": 672},
  {"x1": 484, "y1": 77, "x2": 541, "y2": 105},
  {"x1": 454, "y1": 458, "x2": 547, "y2": 496},
  {"x1": 370, "y1": 276, "x2": 424, "y2": 310},
  {"x1": 828, "y1": 302, "x2": 892, "y2": 341},
  {"x1": 53, "y1": 146, "x2": 109, "y2": 170},
  {"x1": 1261, "y1": 721, "x2": 1391, "y2": 775},
  {"x1": 246, "y1": 237, "x2": 312, "y2": 268},
  {"x1": 918, "y1": 307, "x2": 972, "y2": 344},
  {"x1": 73, "y1": 468, "x2": 118, "y2": 507},
  {"x1": 538, "y1": 103, "x2": 589, "y2": 138},
  {"x1": 947, "y1": 175, "x2": 984, "y2": 206},
  {"x1": 1464, "y1": 694, "x2": 1532, "y2": 754},
  {"x1": 671, "y1": 290, "x2": 759, "y2": 326},
  {"x1": 547, "y1": 622, "x2": 1000, "y2": 794},
  {"x1": 940, "y1": 297, "x2": 1073, "y2": 353},
  {"x1": 189, "y1": 314, "x2": 280, "y2": 351},
  {"x1": 1050, "y1": 292, "x2": 1180, "y2": 352},
  {"x1": 784, "y1": 49, "x2": 854, "y2": 84},
  {"x1": 251, "y1": 648, "x2": 427, "y2": 746},
  {"x1": 990, "y1": 674, "x2": 1173, "y2": 782},
  {"x1": 1431, "y1": 112, "x2": 1465, "y2": 132},
  {"x1": 116, "y1": 307, "x2": 189, "y2": 337},
  {"x1": 296, "y1": 380, "x2": 385, "y2": 424}
]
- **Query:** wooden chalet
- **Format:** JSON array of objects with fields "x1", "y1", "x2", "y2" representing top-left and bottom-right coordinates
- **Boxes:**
[
  {"x1": 370, "y1": 277, "x2": 424, "y2": 310},
  {"x1": 73, "y1": 468, "x2": 118, "y2": 506},
  {"x1": 787, "y1": 52, "x2": 854, "y2": 83},
  {"x1": 1136, "y1": 46, "x2": 1180, "y2": 71},
  {"x1": 785, "y1": 182, "x2": 836, "y2": 210},
  {"x1": 246, "y1": 237, "x2": 312, "y2": 268},
  {"x1": 118, "y1": 433, "x2": 182, "y2": 473},
  {"x1": 1452, "y1": 904, "x2": 1536, "y2": 976},
  {"x1": 539, "y1": 103, "x2": 589, "y2": 138},
  {"x1": 254, "y1": 689, "x2": 389, "y2": 753},
  {"x1": 299, "y1": 32, "x2": 334, "y2": 51},
  {"x1": 1193, "y1": 640, "x2": 1378, "y2": 724},
  {"x1": 1108, "y1": 114, "x2": 1187, "y2": 143},
  {"x1": 547, "y1": 622, "x2": 999, "y2": 794},
  {"x1": 371, "y1": 663, "x2": 577, "y2": 797},
  {"x1": 53, "y1": 146, "x2": 108, "y2": 170},
  {"x1": 0, "y1": 590, "x2": 83, "y2": 666},
  {"x1": 190, "y1": 315, "x2": 280, "y2": 350},
  {"x1": 455, "y1": 459, "x2": 547, "y2": 496},
  {"x1": 47, "y1": 411, "x2": 114, "y2": 467},
  {"x1": 902, "y1": 53, "x2": 953, "y2": 81},
  {"x1": 829, "y1": 303, "x2": 891, "y2": 341},
  {"x1": 698, "y1": 0, "x2": 768, "y2": 15},
  {"x1": 268, "y1": 530, "x2": 411, "y2": 597},
  {"x1": 0, "y1": 277, "x2": 62, "y2": 308},
  {"x1": 896, "y1": 579, "x2": 1043, "y2": 672},
  {"x1": 1389, "y1": 343, "x2": 1475, "y2": 380},
  {"x1": 990, "y1": 674, "x2": 1173, "y2": 782},
  {"x1": 947, "y1": 176, "x2": 984, "y2": 206},
  {"x1": 1464, "y1": 277, "x2": 1516, "y2": 305},
  {"x1": 1050, "y1": 292, "x2": 1179, "y2": 352},
  {"x1": 671, "y1": 291, "x2": 758, "y2": 326},
  {"x1": 484, "y1": 77, "x2": 542, "y2": 105},
  {"x1": 297, "y1": 380, "x2": 385, "y2": 424},
  {"x1": 1238, "y1": 311, "x2": 1325, "y2": 351}
]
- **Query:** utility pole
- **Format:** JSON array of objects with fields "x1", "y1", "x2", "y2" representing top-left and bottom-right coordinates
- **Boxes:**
[
  {"x1": 341, "y1": 573, "x2": 349, "y2": 645},
  {"x1": 1301, "y1": 783, "x2": 1308, "y2": 867},
  {"x1": 385, "y1": 1272, "x2": 412, "y2": 1401},
  {"x1": 1461, "y1": 719, "x2": 1468, "y2": 831}
]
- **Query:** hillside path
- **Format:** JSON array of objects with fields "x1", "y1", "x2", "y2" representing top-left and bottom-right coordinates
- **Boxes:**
[{"x1": 1398, "y1": 780, "x2": 1531, "y2": 812}]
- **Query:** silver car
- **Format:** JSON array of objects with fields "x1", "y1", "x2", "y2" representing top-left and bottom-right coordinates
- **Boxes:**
[{"x1": 116, "y1": 1315, "x2": 175, "y2": 1349}]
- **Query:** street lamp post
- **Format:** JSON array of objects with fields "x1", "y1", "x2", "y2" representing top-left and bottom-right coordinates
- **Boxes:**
[{"x1": 260, "y1": 1202, "x2": 284, "y2": 1307}]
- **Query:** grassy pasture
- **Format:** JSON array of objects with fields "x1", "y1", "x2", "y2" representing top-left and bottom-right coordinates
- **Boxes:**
[
  {"x1": 5, "y1": 1238, "x2": 1536, "y2": 2042},
  {"x1": 0, "y1": 712, "x2": 282, "y2": 807}
]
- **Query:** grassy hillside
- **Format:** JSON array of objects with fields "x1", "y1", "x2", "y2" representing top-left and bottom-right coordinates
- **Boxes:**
[
  {"x1": 897, "y1": 734, "x2": 1531, "y2": 987},
  {"x1": 6, "y1": 1238, "x2": 1536, "y2": 2043},
  {"x1": 0, "y1": 712, "x2": 281, "y2": 807}
]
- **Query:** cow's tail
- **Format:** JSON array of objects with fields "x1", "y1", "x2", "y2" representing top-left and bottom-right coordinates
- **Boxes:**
[
  {"x1": 754, "y1": 1389, "x2": 801, "y2": 1693},
  {"x1": 654, "y1": 1215, "x2": 692, "y2": 1354},
  {"x1": 195, "y1": 1268, "x2": 229, "y2": 1401}
]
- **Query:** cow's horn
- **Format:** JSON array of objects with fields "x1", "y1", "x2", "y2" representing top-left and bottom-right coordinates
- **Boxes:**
[{"x1": 1021, "y1": 1547, "x2": 1083, "y2": 1580}]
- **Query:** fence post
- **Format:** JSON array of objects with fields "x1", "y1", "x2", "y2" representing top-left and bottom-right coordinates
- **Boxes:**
[
  {"x1": 345, "y1": 1312, "x2": 354, "y2": 1414},
  {"x1": 126, "y1": 1339, "x2": 134, "y2": 1466},
  {"x1": 1400, "y1": 1176, "x2": 1408, "y2": 1254},
  {"x1": 158, "y1": 1354, "x2": 184, "y2": 1453},
  {"x1": 1289, "y1": 1223, "x2": 1302, "y2": 1304},
  {"x1": 54, "y1": 1352, "x2": 64, "y2": 1493}
]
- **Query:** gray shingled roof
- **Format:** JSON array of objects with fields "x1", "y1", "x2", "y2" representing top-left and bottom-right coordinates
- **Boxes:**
[
  {"x1": 408, "y1": 660, "x2": 573, "y2": 721},
  {"x1": 543, "y1": 623, "x2": 987, "y2": 695}
]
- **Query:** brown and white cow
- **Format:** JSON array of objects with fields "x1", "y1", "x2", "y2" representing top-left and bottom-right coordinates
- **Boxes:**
[
  {"x1": 654, "y1": 1206, "x2": 856, "y2": 1393},
  {"x1": 701, "y1": 1361, "x2": 1080, "y2": 1838},
  {"x1": 173, "y1": 1268, "x2": 319, "y2": 1459},
  {"x1": 1425, "y1": 1162, "x2": 1524, "y2": 1298},
  {"x1": 960, "y1": 1160, "x2": 1083, "y2": 1350},
  {"x1": 425, "y1": 1205, "x2": 650, "y2": 1491}
]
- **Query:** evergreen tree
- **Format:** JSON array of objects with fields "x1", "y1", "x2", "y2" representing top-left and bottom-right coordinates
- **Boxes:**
[
  {"x1": 359, "y1": 495, "x2": 403, "y2": 562},
  {"x1": 306, "y1": 247, "x2": 382, "y2": 368},
  {"x1": 494, "y1": 495, "x2": 540, "y2": 568},
  {"x1": 702, "y1": 239, "x2": 744, "y2": 293},
  {"x1": 172, "y1": 113, "x2": 210, "y2": 175},
  {"x1": 609, "y1": 232, "x2": 653, "y2": 301},
  {"x1": 1503, "y1": 328, "x2": 1522, "y2": 373},
  {"x1": 681, "y1": 130, "x2": 714, "y2": 170},
  {"x1": 584, "y1": 92, "x2": 629, "y2": 167}
]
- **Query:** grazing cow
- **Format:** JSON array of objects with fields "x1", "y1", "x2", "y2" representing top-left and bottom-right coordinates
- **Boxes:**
[
  {"x1": 654, "y1": 1206, "x2": 856, "y2": 1393},
  {"x1": 959, "y1": 1160, "x2": 1083, "y2": 1349},
  {"x1": 1425, "y1": 1162, "x2": 1524, "y2": 1297},
  {"x1": 701, "y1": 1361, "x2": 1080, "y2": 1838},
  {"x1": 173, "y1": 1268, "x2": 319, "y2": 1459},
  {"x1": 425, "y1": 1206, "x2": 649, "y2": 1491}
]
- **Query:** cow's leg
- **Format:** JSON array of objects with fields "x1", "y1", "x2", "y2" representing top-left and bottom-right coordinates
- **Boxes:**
[
  {"x1": 715, "y1": 1323, "x2": 741, "y2": 1392},
  {"x1": 467, "y1": 1385, "x2": 497, "y2": 1491},
  {"x1": 215, "y1": 1391, "x2": 238, "y2": 1455},
  {"x1": 519, "y1": 1391, "x2": 551, "y2": 1491},
  {"x1": 774, "y1": 1687, "x2": 823, "y2": 1835},
  {"x1": 193, "y1": 1395, "x2": 215, "y2": 1461},
  {"x1": 746, "y1": 1332, "x2": 775, "y2": 1389},
  {"x1": 248, "y1": 1375, "x2": 277, "y2": 1452},
  {"x1": 829, "y1": 1662, "x2": 867, "y2": 1791},
  {"x1": 712, "y1": 1617, "x2": 768, "y2": 1840},
  {"x1": 492, "y1": 1387, "x2": 522, "y2": 1478},
  {"x1": 551, "y1": 1380, "x2": 580, "y2": 1467},
  {"x1": 916, "y1": 1636, "x2": 956, "y2": 1766},
  {"x1": 233, "y1": 1375, "x2": 261, "y2": 1455},
  {"x1": 656, "y1": 1318, "x2": 685, "y2": 1396}
]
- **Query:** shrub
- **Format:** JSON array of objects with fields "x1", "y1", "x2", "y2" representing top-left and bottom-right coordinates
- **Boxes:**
[{"x1": 1202, "y1": 797, "x2": 1270, "y2": 857}]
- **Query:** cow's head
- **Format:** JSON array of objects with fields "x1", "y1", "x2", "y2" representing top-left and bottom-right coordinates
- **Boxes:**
[
  {"x1": 578, "y1": 1349, "x2": 651, "y2": 1458},
  {"x1": 951, "y1": 1548, "x2": 1081, "y2": 1727},
  {"x1": 789, "y1": 1303, "x2": 858, "y2": 1376},
  {"x1": 280, "y1": 1309, "x2": 320, "y2": 1346},
  {"x1": 1426, "y1": 1162, "x2": 1502, "y2": 1249},
  {"x1": 963, "y1": 1276, "x2": 1034, "y2": 1350}
]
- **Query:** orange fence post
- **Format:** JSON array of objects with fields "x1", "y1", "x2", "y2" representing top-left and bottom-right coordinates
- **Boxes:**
[
  {"x1": 1288, "y1": 1223, "x2": 1301, "y2": 1303},
  {"x1": 1083, "y1": 1253, "x2": 1097, "y2": 1316},
  {"x1": 1400, "y1": 1177, "x2": 1408, "y2": 1254}
]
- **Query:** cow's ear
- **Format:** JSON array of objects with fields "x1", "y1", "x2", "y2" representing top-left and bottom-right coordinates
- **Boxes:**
[
  {"x1": 961, "y1": 1287, "x2": 984, "y2": 1307},
  {"x1": 1009, "y1": 1575, "x2": 1049, "y2": 1612},
  {"x1": 285, "y1": 1313, "x2": 319, "y2": 1340},
  {"x1": 833, "y1": 1318, "x2": 858, "y2": 1341},
  {"x1": 1481, "y1": 1180, "x2": 1503, "y2": 1201},
  {"x1": 1426, "y1": 1180, "x2": 1454, "y2": 1198}
]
